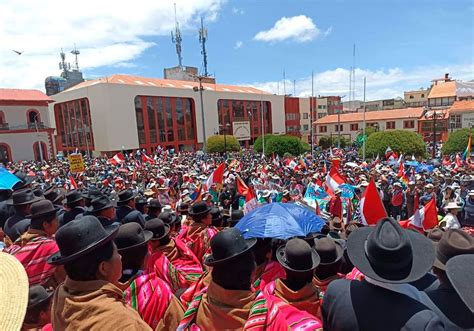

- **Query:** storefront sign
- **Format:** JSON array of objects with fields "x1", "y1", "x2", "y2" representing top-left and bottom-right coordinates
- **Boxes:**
[{"x1": 232, "y1": 121, "x2": 251, "y2": 141}]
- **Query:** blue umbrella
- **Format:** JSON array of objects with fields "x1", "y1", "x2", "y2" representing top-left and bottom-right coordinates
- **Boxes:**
[
  {"x1": 405, "y1": 161, "x2": 419, "y2": 167},
  {"x1": 235, "y1": 202, "x2": 326, "y2": 239}
]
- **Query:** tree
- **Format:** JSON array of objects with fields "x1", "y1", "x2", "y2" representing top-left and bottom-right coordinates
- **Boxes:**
[
  {"x1": 206, "y1": 135, "x2": 240, "y2": 153},
  {"x1": 355, "y1": 126, "x2": 377, "y2": 147},
  {"x1": 317, "y1": 136, "x2": 352, "y2": 149},
  {"x1": 265, "y1": 135, "x2": 308, "y2": 156},
  {"x1": 364, "y1": 130, "x2": 426, "y2": 158},
  {"x1": 442, "y1": 128, "x2": 474, "y2": 155},
  {"x1": 253, "y1": 134, "x2": 276, "y2": 153}
]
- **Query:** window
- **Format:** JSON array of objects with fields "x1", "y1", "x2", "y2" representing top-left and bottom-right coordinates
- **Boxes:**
[
  {"x1": 334, "y1": 124, "x2": 343, "y2": 132},
  {"x1": 421, "y1": 94, "x2": 425, "y2": 98},
  {"x1": 27, "y1": 109, "x2": 40, "y2": 128},
  {"x1": 318, "y1": 113, "x2": 326, "y2": 119},
  {"x1": 350, "y1": 123, "x2": 359, "y2": 131},
  {"x1": 303, "y1": 124, "x2": 309, "y2": 131},
  {"x1": 386, "y1": 121, "x2": 396, "y2": 129},
  {"x1": 218, "y1": 99, "x2": 271, "y2": 137},
  {"x1": 318, "y1": 105, "x2": 322, "y2": 109},
  {"x1": 450, "y1": 114, "x2": 462, "y2": 129},
  {"x1": 403, "y1": 120, "x2": 415, "y2": 129},
  {"x1": 409, "y1": 95, "x2": 414, "y2": 99},
  {"x1": 303, "y1": 113, "x2": 308, "y2": 119},
  {"x1": 319, "y1": 125, "x2": 327, "y2": 133}
]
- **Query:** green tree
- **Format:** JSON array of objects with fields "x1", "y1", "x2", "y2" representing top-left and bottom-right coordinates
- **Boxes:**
[
  {"x1": 355, "y1": 126, "x2": 377, "y2": 147},
  {"x1": 317, "y1": 136, "x2": 351, "y2": 149},
  {"x1": 253, "y1": 134, "x2": 276, "y2": 153},
  {"x1": 265, "y1": 135, "x2": 307, "y2": 156},
  {"x1": 442, "y1": 128, "x2": 474, "y2": 155},
  {"x1": 364, "y1": 130, "x2": 426, "y2": 158},
  {"x1": 206, "y1": 135, "x2": 240, "y2": 153}
]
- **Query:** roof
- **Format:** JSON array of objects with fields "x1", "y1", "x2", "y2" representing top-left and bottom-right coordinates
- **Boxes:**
[
  {"x1": 449, "y1": 100, "x2": 474, "y2": 114},
  {"x1": 0, "y1": 89, "x2": 52, "y2": 102},
  {"x1": 67, "y1": 74, "x2": 270, "y2": 95},
  {"x1": 428, "y1": 81, "x2": 456, "y2": 99},
  {"x1": 315, "y1": 107, "x2": 424, "y2": 125}
]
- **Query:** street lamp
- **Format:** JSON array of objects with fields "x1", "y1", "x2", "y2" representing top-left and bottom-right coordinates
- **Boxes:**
[
  {"x1": 33, "y1": 113, "x2": 43, "y2": 162},
  {"x1": 219, "y1": 123, "x2": 231, "y2": 159},
  {"x1": 424, "y1": 107, "x2": 444, "y2": 159},
  {"x1": 193, "y1": 76, "x2": 207, "y2": 158}
]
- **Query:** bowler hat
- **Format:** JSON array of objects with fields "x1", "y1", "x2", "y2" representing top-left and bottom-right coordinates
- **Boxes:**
[
  {"x1": 433, "y1": 229, "x2": 474, "y2": 270},
  {"x1": 27, "y1": 285, "x2": 53, "y2": 310},
  {"x1": 315, "y1": 237, "x2": 344, "y2": 265},
  {"x1": 114, "y1": 223, "x2": 153, "y2": 252},
  {"x1": 277, "y1": 238, "x2": 320, "y2": 272},
  {"x1": 188, "y1": 201, "x2": 211, "y2": 217},
  {"x1": 230, "y1": 209, "x2": 244, "y2": 223},
  {"x1": 81, "y1": 187, "x2": 102, "y2": 201},
  {"x1": 48, "y1": 216, "x2": 119, "y2": 265},
  {"x1": 446, "y1": 254, "x2": 474, "y2": 314},
  {"x1": 12, "y1": 171, "x2": 34, "y2": 190},
  {"x1": 177, "y1": 202, "x2": 189, "y2": 214},
  {"x1": 147, "y1": 199, "x2": 162, "y2": 209},
  {"x1": 347, "y1": 217, "x2": 435, "y2": 284},
  {"x1": 204, "y1": 228, "x2": 256, "y2": 266},
  {"x1": 27, "y1": 200, "x2": 59, "y2": 220},
  {"x1": 62, "y1": 190, "x2": 83, "y2": 206},
  {"x1": 144, "y1": 218, "x2": 170, "y2": 240},
  {"x1": 6, "y1": 189, "x2": 42, "y2": 206},
  {"x1": 210, "y1": 207, "x2": 223, "y2": 222},
  {"x1": 88, "y1": 195, "x2": 113, "y2": 213},
  {"x1": 117, "y1": 189, "x2": 137, "y2": 205},
  {"x1": 158, "y1": 211, "x2": 180, "y2": 225},
  {"x1": 135, "y1": 195, "x2": 147, "y2": 206}
]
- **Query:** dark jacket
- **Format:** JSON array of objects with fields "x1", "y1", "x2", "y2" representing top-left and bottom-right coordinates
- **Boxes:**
[
  {"x1": 4, "y1": 213, "x2": 31, "y2": 242},
  {"x1": 115, "y1": 205, "x2": 133, "y2": 223},
  {"x1": 60, "y1": 207, "x2": 85, "y2": 227},
  {"x1": 322, "y1": 279, "x2": 445, "y2": 331}
]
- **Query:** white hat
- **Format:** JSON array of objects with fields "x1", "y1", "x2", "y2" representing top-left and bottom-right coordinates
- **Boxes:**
[
  {"x1": 426, "y1": 184, "x2": 434, "y2": 189},
  {"x1": 359, "y1": 181, "x2": 369, "y2": 187},
  {"x1": 445, "y1": 202, "x2": 461, "y2": 210},
  {"x1": 393, "y1": 182, "x2": 402, "y2": 187},
  {"x1": 408, "y1": 181, "x2": 416, "y2": 185},
  {"x1": 468, "y1": 190, "x2": 474, "y2": 196}
]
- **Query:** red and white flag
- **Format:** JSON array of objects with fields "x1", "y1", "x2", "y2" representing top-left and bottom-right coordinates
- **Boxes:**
[
  {"x1": 205, "y1": 163, "x2": 226, "y2": 190},
  {"x1": 285, "y1": 159, "x2": 298, "y2": 170},
  {"x1": 325, "y1": 167, "x2": 346, "y2": 193},
  {"x1": 406, "y1": 199, "x2": 438, "y2": 230},
  {"x1": 68, "y1": 174, "x2": 78, "y2": 190},
  {"x1": 236, "y1": 176, "x2": 258, "y2": 214},
  {"x1": 141, "y1": 152, "x2": 155, "y2": 164},
  {"x1": 359, "y1": 178, "x2": 387, "y2": 225},
  {"x1": 108, "y1": 152, "x2": 125, "y2": 165}
]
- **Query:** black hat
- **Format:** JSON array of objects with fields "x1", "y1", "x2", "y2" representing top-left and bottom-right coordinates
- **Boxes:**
[
  {"x1": 27, "y1": 285, "x2": 53, "y2": 310},
  {"x1": 12, "y1": 171, "x2": 34, "y2": 190},
  {"x1": 6, "y1": 189, "x2": 42, "y2": 206},
  {"x1": 135, "y1": 195, "x2": 147, "y2": 206},
  {"x1": 433, "y1": 229, "x2": 474, "y2": 270},
  {"x1": 446, "y1": 254, "x2": 474, "y2": 314},
  {"x1": 230, "y1": 209, "x2": 244, "y2": 223},
  {"x1": 48, "y1": 215, "x2": 119, "y2": 265},
  {"x1": 89, "y1": 195, "x2": 114, "y2": 213},
  {"x1": 177, "y1": 202, "x2": 189, "y2": 214},
  {"x1": 82, "y1": 187, "x2": 102, "y2": 201},
  {"x1": 347, "y1": 217, "x2": 435, "y2": 284},
  {"x1": 114, "y1": 223, "x2": 153, "y2": 252},
  {"x1": 158, "y1": 211, "x2": 180, "y2": 225},
  {"x1": 27, "y1": 200, "x2": 59, "y2": 220},
  {"x1": 62, "y1": 190, "x2": 83, "y2": 206},
  {"x1": 204, "y1": 228, "x2": 257, "y2": 266},
  {"x1": 315, "y1": 237, "x2": 344, "y2": 265},
  {"x1": 117, "y1": 189, "x2": 137, "y2": 205},
  {"x1": 189, "y1": 201, "x2": 211, "y2": 217},
  {"x1": 144, "y1": 218, "x2": 170, "y2": 240},
  {"x1": 276, "y1": 238, "x2": 320, "y2": 273},
  {"x1": 147, "y1": 199, "x2": 162, "y2": 209},
  {"x1": 210, "y1": 207, "x2": 223, "y2": 222},
  {"x1": 122, "y1": 210, "x2": 145, "y2": 227},
  {"x1": 42, "y1": 184, "x2": 55, "y2": 198}
]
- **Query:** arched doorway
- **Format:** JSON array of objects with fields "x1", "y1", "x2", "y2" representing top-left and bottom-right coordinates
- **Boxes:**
[
  {"x1": 0, "y1": 143, "x2": 12, "y2": 165},
  {"x1": 33, "y1": 142, "x2": 48, "y2": 161}
]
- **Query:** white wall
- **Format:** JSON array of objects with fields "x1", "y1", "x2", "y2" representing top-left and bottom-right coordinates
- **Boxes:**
[
  {"x1": 0, "y1": 131, "x2": 50, "y2": 162},
  {"x1": 0, "y1": 105, "x2": 50, "y2": 129}
]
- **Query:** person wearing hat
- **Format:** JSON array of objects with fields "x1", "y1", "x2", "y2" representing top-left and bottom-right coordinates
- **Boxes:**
[
  {"x1": 209, "y1": 206, "x2": 224, "y2": 228},
  {"x1": 115, "y1": 223, "x2": 185, "y2": 330},
  {"x1": 115, "y1": 188, "x2": 137, "y2": 223},
  {"x1": 312, "y1": 237, "x2": 345, "y2": 294},
  {"x1": 134, "y1": 195, "x2": 148, "y2": 214},
  {"x1": 228, "y1": 209, "x2": 244, "y2": 227},
  {"x1": 462, "y1": 190, "x2": 474, "y2": 227},
  {"x1": 328, "y1": 188, "x2": 343, "y2": 219},
  {"x1": 177, "y1": 228, "x2": 259, "y2": 330},
  {"x1": 156, "y1": 184, "x2": 171, "y2": 206},
  {"x1": 441, "y1": 202, "x2": 462, "y2": 230},
  {"x1": 390, "y1": 182, "x2": 405, "y2": 220},
  {"x1": 145, "y1": 218, "x2": 203, "y2": 291},
  {"x1": 322, "y1": 218, "x2": 444, "y2": 331},
  {"x1": 178, "y1": 201, "x2": 218, "y2": 261},
  {"x1": 4, "y1": 189, "x2": 42, "y2": 243},
  {"x1": 406, "y1": 181, "x2": 420, "y2": 218},
  {"x1": 263, "y1": 238, "x2": 322, "y2": 319},
  {"x1": 122, "y1": 209, "x2": 146, "y2": 228},
  {"x1": 48, "y1": 216, "x2": 151, "y2": 330},
  {"x1": 5, "y1": 199, "x2": 62, "y2": 288},
  {"x1": 88, "y1": 195, "x2": 119, "y2": 228},
  {"x1": 60, "y1": 190, "x2": 86, "y2": 227},
  {"x1": 144, "y1": 199, "x2": 162, "y2": 222},
  {"x1": 22, "y1": 285, "x2": 53, "y2": 330}
]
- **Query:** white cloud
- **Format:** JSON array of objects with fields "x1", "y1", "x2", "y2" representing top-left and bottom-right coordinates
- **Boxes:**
[
  {"x1": 231, "y1": 7, "x2": 244, "y2": 15},
  {"x1": 234, "y1": 41, "x2": 243, "y2": 49},
  {"x1": 0, "y1": 0, "x2": 224, "y2": 90},
  {"x1": 244, "y1": 64, "x2": 474, "y2": 101},
  {"x1": 254, "y1": 15, "x2": 327, "y2": 43}
]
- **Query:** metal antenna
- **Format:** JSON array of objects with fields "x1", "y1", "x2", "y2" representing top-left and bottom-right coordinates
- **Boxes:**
[
  {"x1": 199, "y1": 16, "x2": 209, "y2": 77},
  {"x1": 171, "y1": 3, "x2": 183, "y2": 68},
  {"x1": 71, "y1": 43, "x2": 80, "y2": 71},
  {"x1": 59, "y1": 48, "x2": 71, "y2": 78}
]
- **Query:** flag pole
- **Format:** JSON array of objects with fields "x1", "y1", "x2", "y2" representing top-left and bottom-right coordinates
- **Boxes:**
[
  {"x1": 311, "y1": 71, "x2": 314, "y2": 159},
  {"x1": 362, "y1": 77, "x2": 367, "y2": 161}
]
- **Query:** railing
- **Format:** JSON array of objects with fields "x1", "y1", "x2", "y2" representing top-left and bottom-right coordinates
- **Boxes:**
[
  {"x1": 0, "y1": 123, "x2": 9, "y2": 130},
  {"x1": 2, "y1": 122, "x2": 50, "y2": 131}
]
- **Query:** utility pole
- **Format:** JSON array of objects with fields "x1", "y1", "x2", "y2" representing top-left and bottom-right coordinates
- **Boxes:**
[
  {"x1": 193, "y1": 76, "x2": 207, "y2": 157},
  {"x1": 311, "y1": 71, "x2": 315, "y2": 158},
  {"x1": 34, "y1": 113, "x2": 43, "y2": 162},
  {"x1": 363, "y1": 77, "x2": 367, "y2": 161}
]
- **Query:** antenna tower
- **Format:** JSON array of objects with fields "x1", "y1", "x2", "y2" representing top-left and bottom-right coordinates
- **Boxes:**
[
  {"x1": 59, "y1": 48, "x2": 71, "y2": 78},
  {"x1": 71, "y1": 43, "x2": 80, "y2": 71},
  {"x1": 199, "y1": 16, "x2": 209, "y2": 76},
  {"x1": 171, "y1": 3, "x2": 183, "y2": 68}
]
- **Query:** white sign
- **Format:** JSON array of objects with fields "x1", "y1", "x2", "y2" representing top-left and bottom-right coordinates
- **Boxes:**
[{"x1": 232, "y1": 121, "x2": 251, "y2": 141}]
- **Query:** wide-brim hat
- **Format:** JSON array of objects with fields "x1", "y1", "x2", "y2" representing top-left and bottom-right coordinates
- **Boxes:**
[
  {"x1": 48, "y1": 216, "x2": 119, "y2": 265},
  {"x1": 114, "y1": 223, "x2": 153, "y2": 252},
  {"x1": 145, "y1": 218, "x2": 171, "y2": 241},
  {"x1": 314, "y1": 237, "x2": 344, "y2": 265},
  {"x1": 6, "y1": 189, "x2": 42, "y2": 206},
  {"x1": 444, "y1": 202, "x2": 461, "y2": 210},
  {"x1": 446, "y1": 254, "x2": 474, "y2": 314},
  {"x1": 188, "y1": 201, "x2": 211, "y2": 217},
  {"x1": 26, "y1": 200, "x2": 59, "y2": 220},
  {"x1": 277, "y1": 239, "x2": 320, "y2": 273},
  {"x1": 12, "y1": 171, "x2": 35, "y2": 191},
  {"x1": 204, "y1": 228, "x2": 257, "y2": 266},
  {"x1": 62, "y1": 190, "x2": 84, "y2": 206},
  {"x1": 0, "y1": 253, "x2": 29, "y2": 331},
  {"x1": 88, "y1": 195, "x2": 114, "y2": 213},
  {"x1": 117, "y1": 189, "x2": 137, "y2": 204},
  {"x1": 433, "y1": 229, "x2": 474, "y2": 270},
  {"x1": 347, "y1": 217, "x2": 434, "y2": 284}
]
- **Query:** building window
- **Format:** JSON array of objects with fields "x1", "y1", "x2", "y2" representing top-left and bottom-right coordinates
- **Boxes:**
[
  {"x1": 33, "y1": 142, "x2": 48, "y2": 161},
  {"x1": 0, "y1": 143, "x2": 12, "y2": 165},
  {"x1": 386, "y1": 121, "x2": 396, "y2": 129},
  {"x1": 350, "y1": 123, "x2": 359, "y2": 131},
  {"x1": 421, "y1": 94, "x2": 424, "y2": 98},
  {"x1": 319, "y1": 126, "x2": 327, "y2": 133},
  {"x1": 303, "y1": 113, "x2": 308, "y2": 120},
  {"x1": 27, "y1": 109, "x2": 40, "y2": 128},
  {"x1": 303, "y1": 124, "x2": 309, "y2": 131},
  {"x1": 409, "y1": 95, "x2": 414, "y2": 99},
  {"x1": 449, "y1": 115, "x2": 462, "y2": 129},
  {"x1": 318, "y1": 113, "x2": 326, "y2": 119},
  {"x1": 403, "y1": 120, "x2": 415, "y2": 129},
  {"x1": 334, "y1": 124, "x2": 343, "y2": 132}
]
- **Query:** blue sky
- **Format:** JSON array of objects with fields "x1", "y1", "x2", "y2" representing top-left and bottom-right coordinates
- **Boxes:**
[{"x1": 1, "y1": 0, "x2": 473, "y2": 100}]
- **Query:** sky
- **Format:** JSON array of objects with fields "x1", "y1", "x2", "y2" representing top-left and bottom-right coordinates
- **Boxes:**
[{"x1": 1, "y1": 0, "x2": 473, "y2": 101}]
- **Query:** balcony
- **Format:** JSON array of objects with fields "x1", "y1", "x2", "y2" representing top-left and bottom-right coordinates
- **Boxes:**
[
  {"x1": 0, "y1": 123, "x2": 9, "y2": 130},
  {"x1": 1, "y1": 122, "x2": 50, "y2": 131},
  {"x1": 28, "y1": 122, "x2": 47, "y2": 129}
]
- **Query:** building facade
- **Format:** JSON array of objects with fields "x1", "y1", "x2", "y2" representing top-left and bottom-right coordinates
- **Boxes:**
[
  {"x1": 449, "y1": 100, "x2": 474, "y2": 130},
  {"x1": 49, "y1": 74, "x2": 286, "y2": 154},
  {"x1": 298, "y1": 97, "x2": 317, "y2": 143},
  {"x1": 404, "y1": 88, "x2": 430, "y2": 107},
  {"x1": 0, "y1": 89, "x2": 55, "y2": 163},
  {"x1": 284, "y1": 97, "x2": 301, "y2": 137}
]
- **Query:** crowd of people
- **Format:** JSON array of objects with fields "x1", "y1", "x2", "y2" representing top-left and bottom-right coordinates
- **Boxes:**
[{"x1": 0, "y1": 147, "x2": 473, "y2": 330}]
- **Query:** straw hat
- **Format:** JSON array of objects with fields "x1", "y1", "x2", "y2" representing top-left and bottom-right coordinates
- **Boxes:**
[{"x1": 0, "y1": 252, "x2": 29, "y2": 330}]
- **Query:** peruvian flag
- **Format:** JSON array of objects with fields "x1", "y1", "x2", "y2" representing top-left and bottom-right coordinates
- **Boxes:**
[
  {"x1": 68, "y1": 174, "x2": 78, "y2": 189},
  {"x1": 285, "y1": 159, "x2": 298, "y2": 170},
  {"x1": 108, "y1": 152, "x2": 125, "y2": 165},
  {"x1": 141, "y1": 152, "x2": 155, "y2": 164},
  {"x1": 359, "y1": 178, "x2": 387, "y2": 225},
  {"x1": 236, "y1": 176, "x2": 258, "y2": 213},
  {"x1": 331, "y1": 158, "x2": 341, "y2": 170},
  {"x1": 325, "y1": 167, "x2": 346, "y2": 193},
  {"x1": 406, "y1": 199, "x2": 438, "y2": 230},
  {"x1": 205, "y1": 163, "x2": 226, "y2": 190}
]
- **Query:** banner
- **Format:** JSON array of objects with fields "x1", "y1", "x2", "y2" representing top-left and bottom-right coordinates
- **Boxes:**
[
  {"x1": 232, "y1": 121, "x2": 251, "y2": 141},
  {"x1": 68, "y1": 153, "x2": 85, "y2": 174}
]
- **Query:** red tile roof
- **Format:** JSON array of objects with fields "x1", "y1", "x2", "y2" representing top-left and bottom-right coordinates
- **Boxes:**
[
  {"x1": 67, "y1": 74, "x2": 270, "y2": 95},
  {"x1": 428, "y1": 81, "x2": 456, "y2": 99},
  {"x1": 0, "y1": 88, "x2": 52, "y2": 102},
  {"x1": 449, "y1": 100, "x2": 474, "y2": 114},
  {"x1": 315, "y1": 107, "x2": 424, "y2": 124}
]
